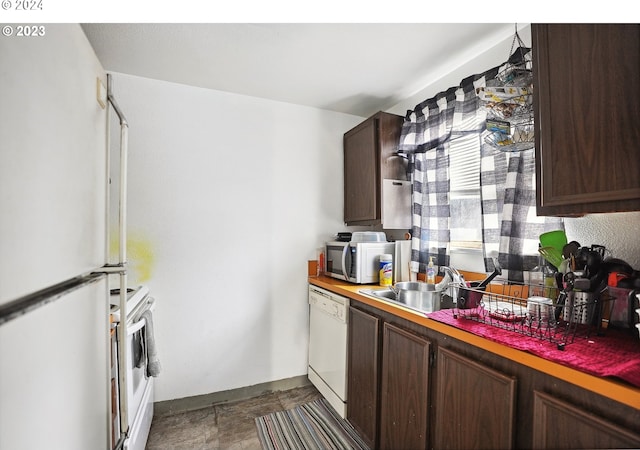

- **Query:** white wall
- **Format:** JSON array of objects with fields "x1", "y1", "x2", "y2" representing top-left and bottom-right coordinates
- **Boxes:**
[
  {"x1": 388, "y1": 25, "x2": 532, "y2": 117},
  {"x1": 565, "y1": 212, "x2": 640, "y2": 269},
  {"x1": 110, "y1": 73, "x2": 362, "y2": 401}
]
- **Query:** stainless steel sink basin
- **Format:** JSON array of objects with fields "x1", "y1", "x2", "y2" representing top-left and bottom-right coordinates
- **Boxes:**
[
  {"x1": 369, "y1": 289, "x2": 398, "y2": 301},
  {"x1": 360, "y1": 287, "x2": 449, "y2": 315}
]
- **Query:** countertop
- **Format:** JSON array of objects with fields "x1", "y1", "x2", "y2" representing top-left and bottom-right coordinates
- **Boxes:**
[{"x1": 308, "y1": 275, "x2": 640, "y2": 410}]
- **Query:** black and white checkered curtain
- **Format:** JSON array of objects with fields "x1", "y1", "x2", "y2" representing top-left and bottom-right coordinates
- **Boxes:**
[
  {"x1": 399, "y1": 79, "x2": 488, "y2": 274},
  {"x1": 399, "y1": 47, "x2": 563, "y2": 281},
  {"x1": 411, "y1": 142, "x2": 451, "y2": 272},
  {"x1": 480, "y1": 143, "x2": 563, "y2": 281}
]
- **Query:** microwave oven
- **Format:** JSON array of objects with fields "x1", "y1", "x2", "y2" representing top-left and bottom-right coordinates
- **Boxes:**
[{"x1": 325, "y1": 241, "x2": 396, "y2": 284}]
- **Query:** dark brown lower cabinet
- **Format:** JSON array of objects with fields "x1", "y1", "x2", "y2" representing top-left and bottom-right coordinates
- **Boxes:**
[
  {"x1": 532, "y1": 390, "x2": 640, "y2": 449},
  {"x1": 434, "y1": 347, "x2": 517, "y2": 450},
  {"x1": 379, "y1": 323, "x2": 431, "y2": 450},
  {"x1": 347, "y1": 306, "x2": 431, "y2": 450},
  {"x1": 343, "y1": 297, "x2": 640, "y2": 450},
  {"x1": 347, "y1": 306, "x2": 380, "y2": 449}
]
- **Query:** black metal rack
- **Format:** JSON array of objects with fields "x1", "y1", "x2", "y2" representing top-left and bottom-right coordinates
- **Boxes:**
[{"x1": 451, "y1": 280, "x2": 609, "y2": 350}]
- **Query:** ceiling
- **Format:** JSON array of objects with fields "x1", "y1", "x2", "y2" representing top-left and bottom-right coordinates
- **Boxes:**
[{"x1": 82, "y1": 23, "x2": 521, "y2": 118}]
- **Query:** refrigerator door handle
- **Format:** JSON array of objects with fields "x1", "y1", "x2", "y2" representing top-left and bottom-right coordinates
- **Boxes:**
[
  {"x1": 107, "y1": 73, "x2": 131, "y2": 439},
  {"x1": 107, "y1": 73, "x2": 128, "y2": 267},
  {"x1": 0, "y1": 273, "x2": 105, "y2": 326}
]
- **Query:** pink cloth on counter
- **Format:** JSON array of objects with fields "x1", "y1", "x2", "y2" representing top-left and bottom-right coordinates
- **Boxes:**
[{"x1": 428, "y1": 309, "x2": 640, "y2": 388}]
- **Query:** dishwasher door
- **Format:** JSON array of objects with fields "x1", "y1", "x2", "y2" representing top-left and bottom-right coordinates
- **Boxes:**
[{"x1": 308, "y1": 285, "x2": 348, "y2": 418}]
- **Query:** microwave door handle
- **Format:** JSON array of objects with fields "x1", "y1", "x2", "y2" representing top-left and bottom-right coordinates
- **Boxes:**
[{"x1": 341, "y1": 245, "x2": 349, "y2": 280}]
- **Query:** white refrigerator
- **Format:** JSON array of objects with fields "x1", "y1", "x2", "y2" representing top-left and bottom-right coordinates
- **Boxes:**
[{"x1": 0, "y1": 24, "x2": 116, "y2": 449}]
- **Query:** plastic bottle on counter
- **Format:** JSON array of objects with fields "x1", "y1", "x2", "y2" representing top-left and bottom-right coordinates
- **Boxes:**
[
  {"x1": 525, "y1": 250, "x2": 542, "y2": 296},
  {"x1": 379, "y1": 254, "x2": 393, "y2": 286},
  {"x1": 427, "y1": 257, "x2": 436, "y2": 284},
  {"x1": 543, "y1": 264, "x2": 558, "y2": 299},
  {"x1": 316, "y1": 248, "x2": 325, "y2": 277}
]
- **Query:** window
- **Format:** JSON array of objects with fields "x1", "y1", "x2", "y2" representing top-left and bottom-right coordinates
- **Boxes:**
[{"x1": 449, "y1": 107, "x2": 483, "y2": 251}]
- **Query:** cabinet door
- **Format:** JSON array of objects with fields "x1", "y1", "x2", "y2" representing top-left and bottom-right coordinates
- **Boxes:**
[
  {"x1": 434, "y1": 347, "x2": 516, "y2": 450},
  {"x1": 347, "y1": 306, "x2": 380, "y2": 449},
  {"x1": 533, "y1": 24, "x2": 640, "y2": 215},
  {"x1": 532, "y1": 390, "x2": 640, "y2": 449},
  {"x1": 344, "y1": 118, "x2": 379, "y2": 224},
  {"x1": 343, "y1": 112, "x2": 406, "y2": 225},
  {"x1": 379, "y1": 323, "x2": 431, "y2": 450},
  {"x1": 377, "y1": 112, "x2": 406, "y2": 181}
]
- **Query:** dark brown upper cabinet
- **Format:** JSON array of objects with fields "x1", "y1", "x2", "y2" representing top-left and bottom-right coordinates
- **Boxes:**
[
  {"x1": 532, "y1": 24, "x2": 640, "y2": 216},
  {"x1": 343, "y1": 111, "x2": 409, "y2": 227}
]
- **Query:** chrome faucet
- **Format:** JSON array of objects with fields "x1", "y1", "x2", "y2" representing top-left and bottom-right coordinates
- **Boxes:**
[
  {"x1": 439, "y1": 266, "x2": 464, "y2": 285},
  {"x1": 438, "y1": 266, "x2": 465, "y2": 304}
]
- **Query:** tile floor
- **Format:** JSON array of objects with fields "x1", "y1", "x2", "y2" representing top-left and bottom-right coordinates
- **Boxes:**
[{"x1": 145, "y1": 384, "x2": 322, "y2": 450}]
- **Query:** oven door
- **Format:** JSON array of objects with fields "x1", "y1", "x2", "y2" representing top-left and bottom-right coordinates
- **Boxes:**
[
  {"x1": 124, "y1": 297, "x2": 156, "y2": 428},
  {"x1": 325, "y1": 242, "x2": 352, "y2": 281},
  {"x1": 123, "y1": 377, "x2": 154, "y2": 450}
]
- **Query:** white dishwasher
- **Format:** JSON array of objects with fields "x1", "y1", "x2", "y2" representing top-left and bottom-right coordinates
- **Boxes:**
[{"x1": 308, "y1": 285, "x2": 349, "y2": 418}]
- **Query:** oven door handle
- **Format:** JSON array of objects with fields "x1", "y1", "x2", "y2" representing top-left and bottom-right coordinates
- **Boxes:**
[
  {"x1": 127, "y1": 298, "x2": 156, "y2": 336},
  {"x1": 128, "y1": 316, "x2": 146, "y2": 335}
]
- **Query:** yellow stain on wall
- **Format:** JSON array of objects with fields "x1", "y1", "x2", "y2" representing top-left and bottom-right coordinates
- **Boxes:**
[{"x1": 110, "y1": 231, "x2": 155, "y2": 283}]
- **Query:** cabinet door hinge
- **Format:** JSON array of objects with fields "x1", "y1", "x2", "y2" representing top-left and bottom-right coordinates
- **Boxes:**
[{"x1": 429, "y1": 349, "x2": 436, "y2": 368}]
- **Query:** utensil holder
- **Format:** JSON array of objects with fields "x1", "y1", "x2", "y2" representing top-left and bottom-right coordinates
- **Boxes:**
[{"x1": 563, "y1": 291, "x2": 595, "y2": 325}]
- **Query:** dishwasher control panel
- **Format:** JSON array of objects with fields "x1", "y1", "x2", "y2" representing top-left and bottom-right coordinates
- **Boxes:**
[{"x1": 308, "y1": 285, "x2": 348, "y2": 322}]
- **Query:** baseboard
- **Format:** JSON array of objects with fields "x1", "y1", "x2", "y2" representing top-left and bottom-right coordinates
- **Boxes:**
[{"x1": 153, "y1": 374, "x2": 312, "y2": 417}]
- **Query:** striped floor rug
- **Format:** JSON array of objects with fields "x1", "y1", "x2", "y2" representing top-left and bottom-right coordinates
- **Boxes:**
[{"x1": 255, "y1": 398, "x2": 369, "y2": 450}]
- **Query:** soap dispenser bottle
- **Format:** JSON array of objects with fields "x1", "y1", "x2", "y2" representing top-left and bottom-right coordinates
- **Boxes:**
[
  {"x1": 529, "y1": 253, "x2": 545, "y2": 297},
  {"x1": 427, "y1": 257, "x2": 436, "y2": 284}
]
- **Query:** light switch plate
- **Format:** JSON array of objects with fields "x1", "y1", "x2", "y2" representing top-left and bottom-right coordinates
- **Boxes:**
[{"x1": 96, "y1": 77, "x2": 107, "y2": 109}]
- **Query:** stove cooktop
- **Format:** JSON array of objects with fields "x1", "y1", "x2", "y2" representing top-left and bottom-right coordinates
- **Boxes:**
[
  {"x1": 110, "y1": 288, "x2": 135, "y2": 296},
  {"x1": 109, "y1": 285, "x2": 150, "y2": 321}
]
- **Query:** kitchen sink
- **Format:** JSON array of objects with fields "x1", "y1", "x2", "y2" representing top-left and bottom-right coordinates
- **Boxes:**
[
  {"x1": 367, "y1": 289, "x2": 397, "y2": 301},
  {"x1": 359, "y1": 287, "x2": 453, "y2": 315}
]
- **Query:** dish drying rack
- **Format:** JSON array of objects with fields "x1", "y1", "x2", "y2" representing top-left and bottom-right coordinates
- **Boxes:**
[{"x1": 450, "y1": 280, "x2": 609, "y2": 350}]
